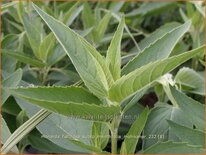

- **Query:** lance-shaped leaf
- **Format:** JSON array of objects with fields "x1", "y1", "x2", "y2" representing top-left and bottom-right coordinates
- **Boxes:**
[
  {"x1": 93, "y1": 12, "x2": 112, "y2": 43},
  {"x1": 63, "y1": 2, "x2": 81, "y2": 25},
  {"x1": 120, "y1": 107, "x2": 150, "y2": 154},
  {"x1": 109, "y1": 46, "x2": 205, "y2": 102},
  {"x1": 2, "y1": 69, "x2": 23, "y2": 104},
  {"x1": 37, "y1": 33, "x2": 55, "y2": 62},
  {"x1": 106, "y1": 17, "x2": 124, "y2": 81},
  {"x1": 167, "y1": 120, "x2": 205, "y2": 147},
  {"x1": 121, "y1": 22, "x2": 181, "y2": 65},
  {"x1": 33, "y1": 4, "x2": 112, "y2": 99},
  {"x1": 142, "y1": 141, "x2": 205, "y2": 154},
  {"x1": 122, "y1": 20, "x2": 191, "y2": 75},
  {"x1": 20, "y1": 4, "x2": 43, "y2": 58},
  {"x1": 10, "y1": 86, "x2": 120, "y2": 122}
]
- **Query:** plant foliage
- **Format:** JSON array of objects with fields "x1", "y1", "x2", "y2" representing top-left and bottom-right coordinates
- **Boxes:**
[{"x1": 1, "y1": 1, "x2": 205, "y2": 154}]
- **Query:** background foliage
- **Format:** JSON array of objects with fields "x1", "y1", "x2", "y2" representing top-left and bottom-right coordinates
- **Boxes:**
[{"x1": 1, "y1": 1, "x2": 205, "y2": 154}]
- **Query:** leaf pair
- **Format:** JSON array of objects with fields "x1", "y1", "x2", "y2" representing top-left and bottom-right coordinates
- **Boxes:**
[{"x1": 32, "y1": 3, "x2": 125, "y2": 100}]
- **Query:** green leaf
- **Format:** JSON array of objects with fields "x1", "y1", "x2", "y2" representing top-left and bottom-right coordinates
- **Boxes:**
[
  {"x1": 126, "y1": 2, "x2": 176, "y2": 17},
  {"x1": 81, "y1": 2, "x2": 95, "y2": 29},
  {"x1": 1, "y1": 109, "x2": 50, "y2": 154},
  {"x1": 2, "y1": 117, "x2": 19, "y2": 154},
  {"x1": 122, "y1": 22, "x2": 182, "y2": 64},
  {"x1": 139, "y1": 22, "x2": 181, "y2": 50},
  {"x1": 15, "y1": 97, "x2": 105, "y2": 153},
  {"x1": 109, "y1": 46, "x2": 204, "y2": 102},
  {"x1": 109, "y1": 1, "x2": 124, "y2": 12},
  {"x1": 2, "y1": 50, "x2": 46, "y2": 68},
  {"x1": 144, "y1": 86, "x2": 205, "y2": 148},
  {"x1": 1, "y1": 2, "x2": 18, "y2": 12},
  {"x1": 2, "y1": 34, "x2": 19, "y2": 50},
  {"x1": 143, "y1": 103, "x2": 190, "y2": 149},
  {"x1": 2, "y1": 35, "x2": 19, "y2": 73},
  {"x1": 122, "y1": 20, "x2": 191, "y2": 75},
  {"x1": 106, "y1": 17, "x2": 124, "y2": 81},
  {"x1": 66, "y1": 5, "x2": 83, "y2": 26},
  {"x1": 120, "y1": 107, "x2": 150, "y2": 154},
  {"x1": 142, "y1": 141, "x2": 205, "y2": 154},
  {"x1": 2, "y1": 69, "x2": 23, "y2": 104},
  {"x1": 144, "y1": 85, "x2": 205, "y2": 149},
  {"x1": 79, "y1": 37, "x2": 114, "y2": 87},
  {"x1": 192, "y1": 1, "x2": 205, "y2": 17},
  {"x1": 175, "y1": 67, "x2": 204, "y2": 95},
  {"x1": 21, "y1": 6, "x2": 43, "y2": 57},
  {"x1": 108, "y1": 11, "x2": 141, "y2": 52},
  {"x1": 91, "y1": 122, "x2": 109, "y2": 149},
  {"x1": 28, "y1": 133, "x2": 74, "y2": 153},
  {"x1": 63, "y1": 2, "x2": 81, "y2": 25},
  {"x1": 167, "y1": 120, "x2": 205, "y2": 147},
  {"x1": 7, "y1": 20, "x2": 24, "y2": 32},
  {"x1": 93, "y1": 12, "x2": 112, "y2": 43},
  {"x1": 11, "y1": 86, "x2": 102, "y2": 104},
  {"x1": 33, "y1": 4, "x2": 111, "y2": 99},
  {"x1": 169, "y1": 86, "x2": 205, "y2": 130},
  {"x1": 37, "y1": 33, "x2": 55, "y2": 62},
  {"x1": 10, "y1": 86, "x2": 120, "y2": 121}
]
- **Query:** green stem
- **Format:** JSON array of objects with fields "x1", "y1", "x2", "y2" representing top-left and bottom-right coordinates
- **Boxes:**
[
  {"x1": 110, "y1": 114, "x2": 121, "y2": 154},
  {"x1": 39, "y1": 67, "x2": 50, "y2": 85},
  {"x1": 111, "y1": 129, "x2": 118, "y2": 154}
]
